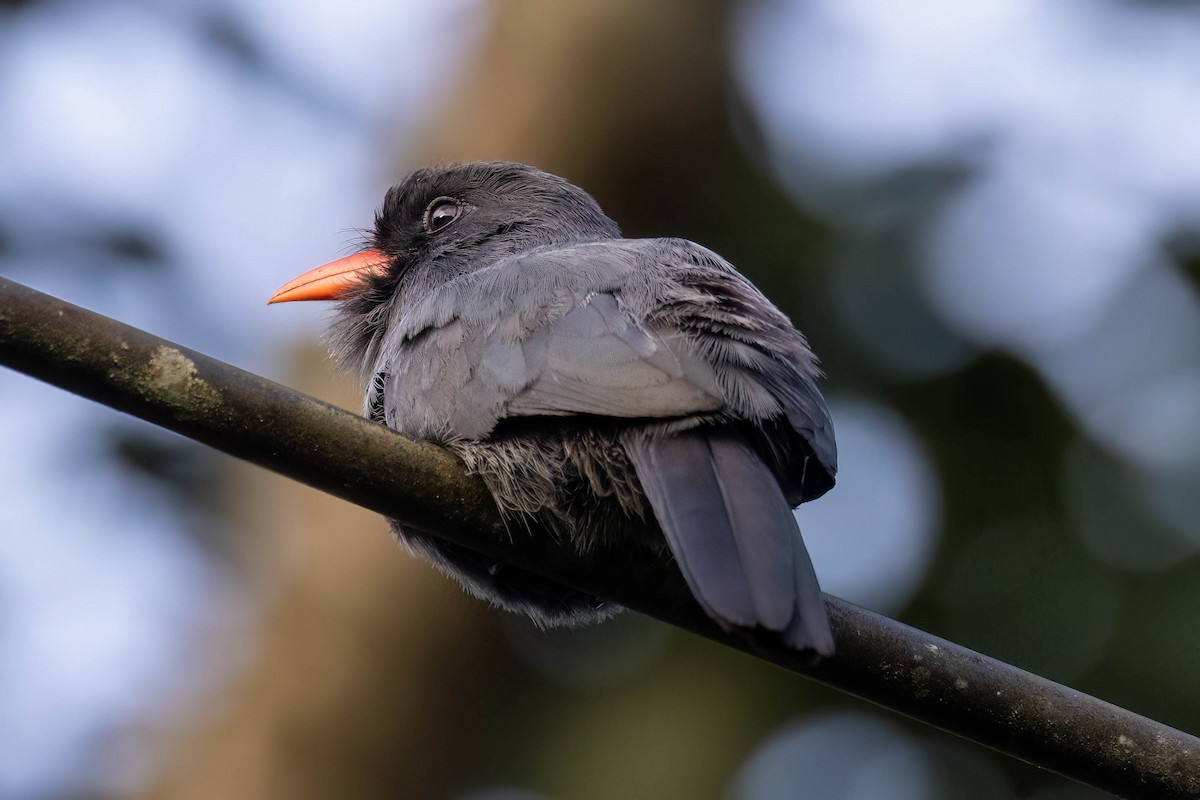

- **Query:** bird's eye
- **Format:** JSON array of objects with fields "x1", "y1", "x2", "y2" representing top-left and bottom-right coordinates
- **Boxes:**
[{"x1": 424, "y1": 198, "x2": 461, "y2": 233}]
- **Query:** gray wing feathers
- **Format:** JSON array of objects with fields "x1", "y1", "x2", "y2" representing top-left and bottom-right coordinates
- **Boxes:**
[
  {"x1": 628, "y1": 432, "x2": 834, "y2": 656},
  {"x1": 387, "y1": 290, "x2": 724, "y2": 438},
  {"x1": 453, "y1": 293, "x2": 715, "y2": 429},
  {"x1": 488, "y1": 293, "x2": 723, "y2": 423}
]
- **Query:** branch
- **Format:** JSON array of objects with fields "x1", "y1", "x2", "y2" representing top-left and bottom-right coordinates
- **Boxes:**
[{"x1": 1, "y1": 275, "x2": 1196, "y2": 799}]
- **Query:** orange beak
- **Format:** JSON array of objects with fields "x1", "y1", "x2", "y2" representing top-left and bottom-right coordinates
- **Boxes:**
[{"x1": 268, "y1": 249, "x2": 389, "y2": 304}]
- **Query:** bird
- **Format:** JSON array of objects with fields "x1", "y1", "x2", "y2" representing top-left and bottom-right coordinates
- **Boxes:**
[{"x1": 269, "y1": 162, "x2": 837, "y2": 658}]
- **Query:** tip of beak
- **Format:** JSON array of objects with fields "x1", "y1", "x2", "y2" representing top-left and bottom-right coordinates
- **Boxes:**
[
  {"x1": 266, "y1": 283, "x2": 311, "y2": 305},
  {"x1": 266, "y1": 288, "x2": 297, "y2": 305}
]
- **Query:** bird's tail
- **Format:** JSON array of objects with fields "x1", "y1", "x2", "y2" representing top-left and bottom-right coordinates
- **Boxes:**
[{"x1": 627, "y1": 431, "x2": 834, "y2": 659}]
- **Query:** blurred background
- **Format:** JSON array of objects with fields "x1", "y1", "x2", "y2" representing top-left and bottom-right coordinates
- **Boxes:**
[{"x1": 1, "y1": 1, "x2": 1198, "y2": 797}]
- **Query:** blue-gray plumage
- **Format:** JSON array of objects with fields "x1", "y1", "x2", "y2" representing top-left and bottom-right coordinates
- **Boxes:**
[{"x1": 317, "y1": 162, "x2": 836, "y2": 658}]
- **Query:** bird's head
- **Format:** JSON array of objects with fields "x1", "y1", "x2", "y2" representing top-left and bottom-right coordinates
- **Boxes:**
[{"x1": 268, "y1": 161, "x2": 619, "y2": 376}]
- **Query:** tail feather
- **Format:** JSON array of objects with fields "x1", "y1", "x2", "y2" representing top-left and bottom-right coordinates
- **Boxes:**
[
  {"x1": 629, "y1": 432, "x2": 834, "y2": 658},
  {"x1": 708, "y1": 435, "x2": 796, "y2": 630},
  {"x1": 634, "y1": 434, "x2": 758, "y2": 627},
  {"x1": 784, "y1": 546, "x2": 834, "y2": 654}
]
